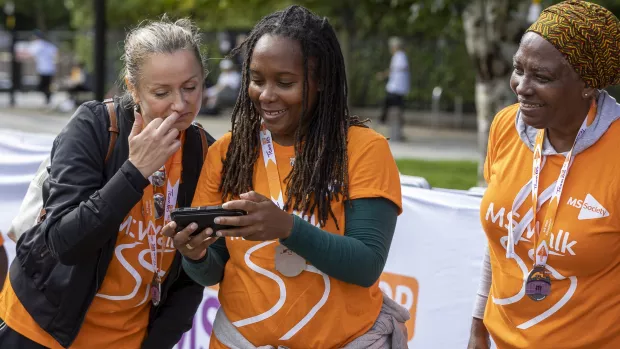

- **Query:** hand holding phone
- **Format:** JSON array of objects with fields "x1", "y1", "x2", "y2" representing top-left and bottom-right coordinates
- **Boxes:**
[
  {"x1": 171, "y1": 206, "x2": 247, "y2": 236},
  {"x1": 161, "y1": 221, "x2": 214, "y2": 261}
]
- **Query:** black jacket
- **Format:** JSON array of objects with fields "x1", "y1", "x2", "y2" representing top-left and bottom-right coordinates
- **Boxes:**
[{"x1": 10, "y1": 97, "x2": 215, "y2": 348}]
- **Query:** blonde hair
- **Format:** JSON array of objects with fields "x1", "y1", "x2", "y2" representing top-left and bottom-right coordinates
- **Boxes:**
[{"x1": 120, "y1": 16, "x2": 206, "y2": 92}]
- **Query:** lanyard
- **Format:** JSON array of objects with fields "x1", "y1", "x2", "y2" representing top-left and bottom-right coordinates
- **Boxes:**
[
  {"x1": 506, "y1": 103, "x2": 596, "y2": 263},
  {"x1": 259, "y1": 123, "x2": 286, "y2": 209},
  {"x1": 142, "y1": 134, "x2": 183, "y2": 280},
  {"x1": 259, "y1": 123, "x2": 310, "y2": 278}
]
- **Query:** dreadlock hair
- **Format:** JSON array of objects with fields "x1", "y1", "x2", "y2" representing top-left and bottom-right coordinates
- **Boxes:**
[{"x1": 220, "y1": 5, "x2": 367, "y2": 229}]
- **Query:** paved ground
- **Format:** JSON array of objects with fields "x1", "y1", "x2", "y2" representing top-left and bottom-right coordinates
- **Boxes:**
[{"x1": 0, "y1": 92, "x2": 479, "y2": 161}]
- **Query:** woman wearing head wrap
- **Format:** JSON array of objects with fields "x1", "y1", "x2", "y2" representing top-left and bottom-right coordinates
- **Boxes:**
[{"x1": 468, "y1": 1, "x2": 620, "y2": 348}]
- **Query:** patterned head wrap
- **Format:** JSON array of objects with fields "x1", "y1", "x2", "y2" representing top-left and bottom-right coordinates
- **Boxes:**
[{"x1": 527, "y1": 0, "x2": 620, "y2": 89}]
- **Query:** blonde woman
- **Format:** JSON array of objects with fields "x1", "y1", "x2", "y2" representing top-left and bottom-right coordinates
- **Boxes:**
[{"x1": 0, "y1": 17, "x2": 214, "y2": 349}]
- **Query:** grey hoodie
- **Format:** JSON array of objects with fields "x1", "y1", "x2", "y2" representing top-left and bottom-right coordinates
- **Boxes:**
[{"x1": 516, "y1": 90, "x2": 620, "y2": 156}]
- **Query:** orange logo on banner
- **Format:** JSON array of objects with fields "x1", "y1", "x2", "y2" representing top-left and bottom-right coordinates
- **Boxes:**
[{"x1": 379, "y1": 272, "x2": 419, "y2": 341}]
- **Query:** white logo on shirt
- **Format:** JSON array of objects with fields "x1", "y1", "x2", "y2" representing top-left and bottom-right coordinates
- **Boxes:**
[
  {"x1": 548, "y1": 230, "x2": 577, "y2": 256},
  {"x1": 486, "y1": 180, "x2": 578, "y2": 330},
  {"x1": 231, "y1": 210, "x2": 328, "y2": 341},
  {"x1": 485, "y1": 205, "x2": 577, "y2": 257},
  {"x1": 567, "y1": 194, "x2": 609, "y2": 220}
]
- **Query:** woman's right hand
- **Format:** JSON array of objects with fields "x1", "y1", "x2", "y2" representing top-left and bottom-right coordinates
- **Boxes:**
[
  {"x1": 467, "y1": 317, "x2": 490, "y2": 349},
  {"x1": 128, "y1": 110, "x2": 182, "y2": 178},
  {"x1": 162, "y1": 222, "x2": 218, "y2": 261}
]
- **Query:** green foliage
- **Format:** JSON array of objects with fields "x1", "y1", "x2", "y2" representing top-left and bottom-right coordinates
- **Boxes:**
[
  {"x1": 0, "y1": 0, "x2": 71, "y2": 30},
  {"x1": 396, "y1": 158, "x2": 478, "y2": 190},
  {"x1": 6, "y1": 0, "x2": 619, "y2": 106},
  {"x1": 64, "y1": 0, "x2": 293, "y2": 30}
]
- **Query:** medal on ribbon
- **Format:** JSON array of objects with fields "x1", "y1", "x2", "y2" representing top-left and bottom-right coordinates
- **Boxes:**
[
  {"x1": 142, "y1": 135, "x2": 183, "y2": 306},
  {"x1": 275, "y1": 245, "x2": 306, "y2": 277},
  {"x1": 509, "y1": 102, "x2": 595, "y2": 302},
  {"x1": 259, "y1": 123, "x2": 307, "y2": 278},
  {"x1": 150, "y1": 275, "x2": 162, "y2": 306},
  {"x1": 526, "y1": 265, "x2": 551, "y2": 301}
]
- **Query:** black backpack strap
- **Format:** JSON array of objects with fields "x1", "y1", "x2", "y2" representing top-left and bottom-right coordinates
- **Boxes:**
[
  {"x1": 192, "y1": 121, "x2": 216, "y2": 161},
  {"x1": 199, "y1": 126, "x2": 208, "y2": 161}
]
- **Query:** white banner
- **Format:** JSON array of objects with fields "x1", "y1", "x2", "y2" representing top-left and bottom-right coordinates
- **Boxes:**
[{"x1": 0, "y1": 129, "x2": 487, "y2": 348}]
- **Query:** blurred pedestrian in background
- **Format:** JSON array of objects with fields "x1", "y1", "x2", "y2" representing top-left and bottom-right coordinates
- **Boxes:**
[
  {"x1": 17, "y1": 30, "x2": 58, "y2": 105},
  {"x1": 377, "y1": 37, "x2": 410, "y2": 128}
]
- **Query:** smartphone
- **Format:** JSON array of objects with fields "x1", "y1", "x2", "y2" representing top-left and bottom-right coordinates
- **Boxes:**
[{"x1": 171, "y1": 206, "x2": 247, "y2": 236}]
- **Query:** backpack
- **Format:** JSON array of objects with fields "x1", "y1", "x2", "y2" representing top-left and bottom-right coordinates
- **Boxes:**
[{"x1": 8, "y1": 99, "x2": 119, "y2": 242}]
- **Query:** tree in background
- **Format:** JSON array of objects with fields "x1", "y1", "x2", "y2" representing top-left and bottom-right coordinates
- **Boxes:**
[
  {"x1": 462, "y1": 0, "x2": 529, "y2": 185},
  {"x1": 0, "y1": 0, "x2": 71, "y2": 31},
  {"x1": 5, "y1": 0, "x2": 618, "y2": 186},
  {"x1": 461, "y1": 0, "x2": 620, "y2": 185}
]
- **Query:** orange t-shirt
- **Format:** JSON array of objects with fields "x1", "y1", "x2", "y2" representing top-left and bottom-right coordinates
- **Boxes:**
[
  {"x1": 192, "y1": 126, "x2": 402, "y2": 348},
  {"x1": 0, "y1": 157, "x2": 180, "y2": 348},
  {"x1": 481, "y1": 104, "x2": 620, "y2": 348}
]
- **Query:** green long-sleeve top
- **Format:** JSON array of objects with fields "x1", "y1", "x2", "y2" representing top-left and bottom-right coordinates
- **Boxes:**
[{"x1": 182, "y1": 197, "x2": 399, "y2": 287}]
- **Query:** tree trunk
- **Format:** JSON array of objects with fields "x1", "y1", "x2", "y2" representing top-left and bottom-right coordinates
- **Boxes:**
[
  {"x1": 34, "y1": 0, "x2": 47, "y2": 31},
  {"x1": 337, "y1": 4, "x2": 356, "y2": 106},
  {"x1": 463, "y1": 0, "x2": 526, "y2": 186},
  {"x1": 339, "y1": 28, "x2": 351, "y2": 103},
  {"x1": 474, "y1": 79, "x2": 512, "y2": 185}
]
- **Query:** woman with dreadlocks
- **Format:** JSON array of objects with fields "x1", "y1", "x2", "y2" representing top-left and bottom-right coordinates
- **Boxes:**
[{"x1": 163, "y1": 5, "x2": 408, "y2": 348}]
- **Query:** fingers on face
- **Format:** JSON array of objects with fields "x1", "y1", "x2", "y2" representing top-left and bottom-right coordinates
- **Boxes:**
[
  {"x1": 167, "y1": 139, "x2": 182, "y2": 155},
  {"x1": 156, "y1": 112, "x2": 180, "y2": 135},
  {"x1": 164, "y1": 127, "x2": 180, "y2": 141},
  {"x1": 145, "y1": 117, "x2": 164, "y2": 132}
]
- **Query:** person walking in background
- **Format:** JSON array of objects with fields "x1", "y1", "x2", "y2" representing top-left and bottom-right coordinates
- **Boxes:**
[
  {"x1": 377, "y1": 37, "x2": 410, "y2": 127},
  {"x1": 468, "y1": 1, "x2": 620, "y2": 348},
  {"x1": 17, "y1": 30, "x2": 58, "y2": 105}
]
